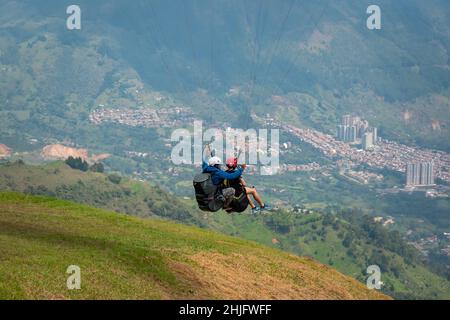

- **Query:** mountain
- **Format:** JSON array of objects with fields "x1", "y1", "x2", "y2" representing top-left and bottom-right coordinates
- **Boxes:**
[
  {"x1": 0, "y1": 191, "x2": 388, "y2": 299},
  {"x1": 2, "y1": 161, "x2": 450, "y2": 299},
  {"x1": 0, "y1": 0, "x2": 449, "y2": 152}
]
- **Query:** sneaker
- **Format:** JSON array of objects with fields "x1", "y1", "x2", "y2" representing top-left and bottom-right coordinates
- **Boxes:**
[
  {"x1": 260, "y1": 203, "x2": 272, "y2": 211},
  {"x1": 251, "y1": 207, "x2": 260, "y2": 215}
]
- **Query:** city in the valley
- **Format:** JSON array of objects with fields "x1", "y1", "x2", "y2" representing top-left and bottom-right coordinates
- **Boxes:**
[{"x1": 86, "y1": 106, "x2": 450, "y2": 189}]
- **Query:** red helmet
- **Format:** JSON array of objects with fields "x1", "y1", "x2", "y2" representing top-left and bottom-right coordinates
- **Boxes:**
[{"x1": 226, "y1": 157, "x2": 238, "y2": 169}]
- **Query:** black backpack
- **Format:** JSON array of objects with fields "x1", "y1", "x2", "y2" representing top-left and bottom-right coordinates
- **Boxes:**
[
  {"x1": 227, "y1": 191, "x2": 249, "y2": 213},
  {"x1": 193, "y1": 173, "x2": 224, "y2": 212}
]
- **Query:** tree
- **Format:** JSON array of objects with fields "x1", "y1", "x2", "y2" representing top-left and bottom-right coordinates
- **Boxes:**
[
  {"x1": 342, "y1": 234, "x2": 354, "y2": 248},
  {"x1": 65, "y1": 156, "x2": 89, "y2": 172},
  {"x1": 90, "y1": 162, "x2": 104, "y2": 173}
]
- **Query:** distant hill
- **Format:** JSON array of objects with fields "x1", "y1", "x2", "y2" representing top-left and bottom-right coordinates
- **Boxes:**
[
  {"x1": 0, "y1": 0, "x2": 449, "y2": 152},
  {"x1": 0, "y1": 160, "x2": 201, "y2": 225},
  {"x1": 0, "y1": 192, "x2": 389, "y2": 299}
]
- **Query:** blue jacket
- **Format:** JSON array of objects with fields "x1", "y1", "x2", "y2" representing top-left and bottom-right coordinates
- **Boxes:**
[{"x1": 202, "y1": 161, "x2": 243, "y2": 186}]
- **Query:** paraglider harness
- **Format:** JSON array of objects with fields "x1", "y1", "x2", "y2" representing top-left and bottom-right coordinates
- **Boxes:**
[
  {"x1": 223, "y1": 171, "x2": 249, "y2": 213},
  {"x1": 193, "y1": 172, "x2": 225, "y2": 212}
]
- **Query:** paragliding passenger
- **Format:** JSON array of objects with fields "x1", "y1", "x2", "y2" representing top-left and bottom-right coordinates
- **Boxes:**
[{"x1": 224, "y1": 158, "x2": 271, "y2": 214}]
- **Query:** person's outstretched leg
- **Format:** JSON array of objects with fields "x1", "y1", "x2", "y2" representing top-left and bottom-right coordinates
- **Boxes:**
[
  {"x1": 245, "y1": 187, "x2": 264, "y2": 207},
  {"x1": 246, "y1": 195, "x2": 256, "y2": 209}
]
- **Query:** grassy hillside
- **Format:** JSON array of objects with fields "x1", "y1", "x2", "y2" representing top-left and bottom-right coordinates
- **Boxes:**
[
  {"x1": 1, "y1": 161, "x2": 450, "y2": 299},
  {"x1": 0, "y1": 192, "x2": 388, "y2": 300}
]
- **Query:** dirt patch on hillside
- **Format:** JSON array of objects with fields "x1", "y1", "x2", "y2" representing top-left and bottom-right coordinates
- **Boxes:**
[
  {"x1": 41, "y1": 144, "x2": 89, "y2": 160},
  {"x1": 40, "y1": 144, "x2": 111, "y2": 162},
  {"x1": 186, "y1": 251, "x2": 389, "y2": 300},
  {"x1": 91, "y1": 153, "x2": 111, "y2": 162},
  {"x1": 0, "y1": 144, "x2": 12, "y2": 158}
]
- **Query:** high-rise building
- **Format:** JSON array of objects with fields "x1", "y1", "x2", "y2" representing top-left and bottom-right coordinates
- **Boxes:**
[
  {"x1": 420, "y1": 163, "x2": 428, "y2": 185},
  {"x1": 336, "y1": 124, "x2": 357, "y2": 142},
  {"x1": 414, "y1": 163, "x2": 421, "y2": 184},
  {"x1": 362, "y1": 132, "x2": 374, "y2": 150},
  {"x1": 406, "y1": 163, "x2": 414, "y2": 186},
  {"x1": 349, "y1": 126, "x2": 357, "y2": 142},
  {"x1": 336, "y1": 125, "x2": 346, "y2": 141},
  {"x1": 336, "y1": 115, "x2": 378, "y2": 145},
  {"x1": 363, "y1": 127, "x2": 378, "y2": 145},
  {"x1": 372, "y1": 127, "x2": 378, "y2": 143},
  {"x1": 342, "y1": 115, "x2": 352, "y2": 126},
  {"x1": 427, "y1": 161, "x2": 435, "y2": 185},
  {"x1": 351, "y1": 116, "x2": 362, "y2": 126},
  {"x1": 406, "y1": 161, "x2": 435, "y2": 186}
]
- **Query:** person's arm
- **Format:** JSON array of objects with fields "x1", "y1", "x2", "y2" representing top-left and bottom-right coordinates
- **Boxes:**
[
  {"x1": 202, "y1": 145, "x2": 211, "y2": 170},
  {"x1": 216, "y1": 167, "x2": 243, "y2": 180}
]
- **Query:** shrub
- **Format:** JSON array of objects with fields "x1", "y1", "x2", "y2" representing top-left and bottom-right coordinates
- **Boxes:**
[
  {"x1": 108, "y1": 174, "x2": 122, "y2": 184},
  {"x1": 90, "y1": 162, "x2": 104, "y2": 173}
]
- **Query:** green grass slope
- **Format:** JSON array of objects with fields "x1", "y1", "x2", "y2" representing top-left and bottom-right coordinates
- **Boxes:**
[
  {"x1": 1, "y1": 162, "x2": 449, "y2": 299},
  {"x1": 0, "y1": 192, "x2": 388, "y2": 300}
]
